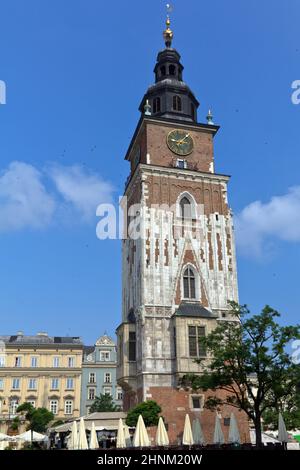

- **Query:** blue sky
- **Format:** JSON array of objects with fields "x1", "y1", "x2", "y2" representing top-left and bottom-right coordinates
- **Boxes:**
[{"x1": 0, "y1": 0, "x2": 299, "y2": 343}]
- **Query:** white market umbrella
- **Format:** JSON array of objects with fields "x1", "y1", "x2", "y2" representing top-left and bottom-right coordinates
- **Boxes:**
[
  {"x1": 228, "y1": 413, "x2": 241, "y2": 444},
  {"x1": 89, "y1": 422, "x2": 99, "y2": 449},
  {"x1": 133, "y1": 415, "x2": 150, "y2": 447},
  {"x1": 213, "y1": 414, "x2": 225, "y2": 445},
  {"x1": 192, "y1": 418, "x2": 205, "y2": 445},
  {"x1": 78, "y1": 417, "x2": 88, "y2": 450},
  {"x1": 182, "y1": 414, "x2": 194, "y2": 446},
  {"x1": 155, "y1": 417, "x2": 169, "y2": 446},
  {"x1": 124, "y1": 424, "x2": 132, "y2": 448},
  {"x1": 0, "y1": 433, "x2": 12, "y2": 442},
  {"x1": 15, "y1": 430, "x2": 48, "y2": 442},
  {"x1": 68, "y1": 420, "x2": 78, "y2": 450},
  {"x1": 116, "y1": 418, "x2": 126, "y2": 448},
  {"x1": 278, "y1": 413, "x2": 289, "y2": 443}
]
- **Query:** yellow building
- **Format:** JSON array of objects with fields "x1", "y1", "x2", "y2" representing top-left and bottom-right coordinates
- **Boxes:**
[{"x1": 0, "y1": 332, "x2": 83, "y2": 434}]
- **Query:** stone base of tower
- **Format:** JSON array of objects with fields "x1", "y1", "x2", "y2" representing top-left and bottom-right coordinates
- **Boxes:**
[{"x1": 123, "y1": 386, "x2": 250, "y2": 445}]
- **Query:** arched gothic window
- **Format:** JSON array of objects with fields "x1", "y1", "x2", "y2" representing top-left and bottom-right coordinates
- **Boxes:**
[
  {"x1": 183, "y1": 267, "x2": 196, "y2": 299},
  {"x1": 180, "y1": 196, "x2": 192, "y2": 220},
  {"x1": 173, "y1": 95, "x2": 182, "y2": 111}
]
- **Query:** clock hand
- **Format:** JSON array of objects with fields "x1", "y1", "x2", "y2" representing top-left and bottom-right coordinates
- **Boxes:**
[{"x1": 178, "y1": 134, "x2": 190, "y2": 144}]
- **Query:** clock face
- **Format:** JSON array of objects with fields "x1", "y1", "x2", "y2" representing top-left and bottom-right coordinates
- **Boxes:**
[{"x1": 167, "y1": 129, "x2": 194, "y2": 156}]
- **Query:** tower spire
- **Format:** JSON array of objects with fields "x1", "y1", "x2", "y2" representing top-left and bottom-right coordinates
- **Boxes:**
[{"x1": 163, "y1": 4, "x2": 173, "y2": 48}]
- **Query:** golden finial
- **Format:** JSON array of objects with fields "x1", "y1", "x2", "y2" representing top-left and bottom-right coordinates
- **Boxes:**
[{"x1": 163, "y1": 4, "x2": 173, "y2": 48}]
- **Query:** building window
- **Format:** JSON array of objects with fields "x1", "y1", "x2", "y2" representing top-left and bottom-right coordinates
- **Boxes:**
[
  {"x1": 0, "y1": 378, "x2": 4, "y2": 389},
  {"x1": 224, "y1": 417, "x2": 231, "y2": 426},
  {"x1": 116, "y1": 388, "x2": 123, "y2": 400},
  {"x1": 183, "y1": 267, "x2": 196, "y2": 299},
  {"x1": 188, "y1": 326, "x2": 206, "y2": 357},
  {"x1": 66, "y1": 378, "x2": 74, "y2": 390},
  {"x1": 180, "y1": 196, "x2": 192, "y2": 220},
  {"x1": 10, "y1": 399, "x2": 19, "y2": 415},
  {"x1": 190, "y1": 394, "x2": 204, "y2": 410},
  {"x1": 28, "y1": 400, "x2": 36, "y2": 408},
  {"x1": 0, "y1": 356, "x2": 5, "y2": 367},
  {"x1": 153, "y1": 97, "x2": 161, "y2": 113},
  {"x1": 104, "y1": 372, "x2": 111, "y2": 383},
  {"x1": 128, "y1": 332, "x2": 136, "y2": 361},
  {"x1": 12, "y1": 378, "x2": 20, "y2": 389},
  {"x1": 64, "y1": 400, "x2": 73, "y2": 415},
  {"x1": 14, "y1": 356, "x2": 21, "y2": 367},
  {"x1": 88, "y1": 388, "x2": 96, "y2": 401},
  {"x1": 191, "y1": 103, "x2": 195, "y2": 120},
  {"x1": 176, "y1": 159, "x2": 187, "y2": 169},
  {"x1": 103, "y1": 387, "x2": 111, "y2": 396},
  {"x1": 173, "y1": 95, "x2": 182, "y2": 111},
  {"x1": 169, "y1": 64, "x2": 176, "y2": 75},
  {"x1": 30, "y1": 357, "x2": 38, "y2": 368},
  {"x1": 100, "y1": 351, "x2": 110, "y2": 362},
  {"x1": 89, "y1": 372, "x2": 96, "y2": 384},
  {"x1": 173, "y1": 327, "x2": 177, "y2": 357},
  {"x1": 53, "y1": 357, "x2": 60, "y2": 368},
  {"x1": 160, "y1": 65, "x2": 166, "y2": 76},
  {"x1": 68, "y1": 357, "x2": 75, "y2": 368},
  {"x1": 118, "y1": 334, "x2": 123, "y2": 364},
  {"x1": 50, "y1": 400, "x2": 58, "y2": 415},
  {"x1": 28, "y1": 378, "x2": 37, "y2": 390},
  {"x1": 51, "y1": 378, "x2": 59, "y2": 390}
]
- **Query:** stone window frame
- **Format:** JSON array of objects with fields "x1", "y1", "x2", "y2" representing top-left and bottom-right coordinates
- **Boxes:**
[
  {"x1": 88, "y1": 387, "x2": 96, "y2": 401},
  {"x1": 189, "y1": 393, "x2": 205, "y2": 411},
  {"x1": 188, "y1": 323, "x2": 207, "y2": 358},
  {"x1": 49, "y1": 399, "x2": 58, "y2": 415},
  {"x1": 64, "y1": 399, "x2": 73, "y2": 415},
  {"x1": 100, "y1": 350, "x2": 111, "y2": 362},
  {"x1": 89, "y1": 372, "x2": 96, "y2": 383},
  {"x1": 104, "y1": 372, "x2": 112, "y2": 383},
  {"x1": 181, "y1": 263, "x2": 200, "y2": 302},
  {"x1": 103, "y1": 386, "x2": 112, "y2": 396},
  {"x1": 28, "y1": 377, "x2": 37, "y2": 390},
  {"x1": 176, "y1": 192, "x2": 197, "y2": 220}
]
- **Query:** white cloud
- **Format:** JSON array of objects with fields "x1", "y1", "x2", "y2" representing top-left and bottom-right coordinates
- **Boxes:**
[
  {"x1": 49, "y1": 164, "x2": 114, "y2": 221},
  {"x1": 0, "y1": 161, "x2": 55, "y2": 232},
  {"x1": 235, "y1": 186, "x2": 300, "y2": 258},
  {"x1": 0, "y1": 161, "x2": 114, "y2": 232}
]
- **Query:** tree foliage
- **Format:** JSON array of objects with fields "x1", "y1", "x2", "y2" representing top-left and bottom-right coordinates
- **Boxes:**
[
  {"x1": 126, "y1": 400, "x2": 161, "y2": 427},
  {"x1": 89, "y1": 394, "x2": 120, "y2": 413},
  {"x1": 181, "y1": 302, "x2": 300, "y2": 446},
  {"x1": 17, "y1": 402, "x2": 54, "y2": 433}
]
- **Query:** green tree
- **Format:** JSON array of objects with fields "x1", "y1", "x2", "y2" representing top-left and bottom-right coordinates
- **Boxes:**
[
  {"x1": 263, "y1": 391, "x2": 300, "y2": 430},
  {"x1": 126, "y1": 400, "x2": 161, "y2": 427},
  {"x1": 181, "y1": 302, "x2": 300, "y2": 447},
  {"x1": 89, "y1": 394, "x2": 120, "y2": 413},
  {"x1": 17, "y1": 402, "x2": 54, "y2": 433}
]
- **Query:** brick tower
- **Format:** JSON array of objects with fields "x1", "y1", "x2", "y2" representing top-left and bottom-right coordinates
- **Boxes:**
[{"x1": 117, "y1": 17, "x2": 249, "y2": 443}]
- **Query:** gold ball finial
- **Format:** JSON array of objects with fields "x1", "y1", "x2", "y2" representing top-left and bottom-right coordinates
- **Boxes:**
[{"x1": 163, "y1": 4, "x2": 173, "y2": 47}]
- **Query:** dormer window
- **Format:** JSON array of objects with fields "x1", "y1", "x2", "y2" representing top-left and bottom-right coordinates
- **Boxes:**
[
  {"x1": 173, "y1": 95, "x2": 182, "y2": 111},
  {"x1": 153, "y1": 97, "x2": 161, "y2": 113}
]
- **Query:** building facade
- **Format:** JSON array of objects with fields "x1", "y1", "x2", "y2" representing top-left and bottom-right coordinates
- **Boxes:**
[
  {"x1": 0, "y1": 332, "x2": 83, "y2": 434},
  {"x1": 117, "y1": 18, "x2": 249, "y2": 443},
  {"x1": 80, "y1": 335, "x2": 123, "y2": 415}
]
